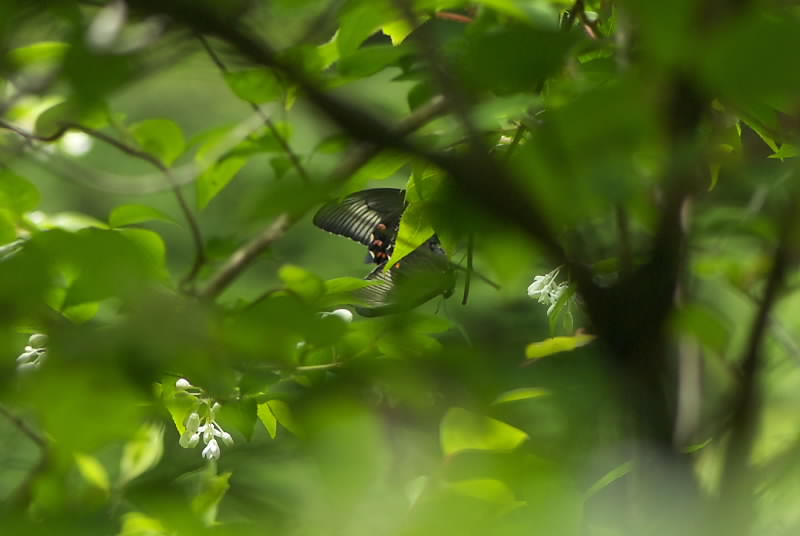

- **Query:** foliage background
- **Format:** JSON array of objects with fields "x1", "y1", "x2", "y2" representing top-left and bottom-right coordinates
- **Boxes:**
[{"x1": 2, "y1": 1, "x2": 800, "y2": 535}]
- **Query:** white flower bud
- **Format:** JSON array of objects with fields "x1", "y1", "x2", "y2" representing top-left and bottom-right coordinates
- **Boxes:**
[
  {"x1": 210, "y1": 402, "x2": 221, "y2": 416},
  {"x1": 330, "y1": 309, "x2": 353, "y2": 323},
  {"x1": 185, "y1": 412, "x2": 201, "y2": 434},
  {"x1": 175, "y1": 378, "x2": 192, "y2": 390},
  {"x1": 17, "y1": 361, "x2": 39, "y2": 373},
  {"x1": 202, "y1": 438, "x2": 220, "y2": 460},
  {"x1": 203, "y1": 424, "x2": 214, "y2": 443},
  {"x1": 219, "y1": 431, "x2": 233, "y2": 446},
  {"x1": 28, "y1": 333, "x2": 48, "y2": 348},
  {"x1": 179, "y1": 430, "x2": 200, "y2": 448}
]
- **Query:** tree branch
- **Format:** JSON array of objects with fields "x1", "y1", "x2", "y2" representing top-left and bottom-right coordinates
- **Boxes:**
[
  {"x1": 0, "y1": 119, "x2": 207, "y2": 290},
  {"x1": 0, "y1": 405, "x2": 46, "y2": 449},
  {"x1": 197, "y1": 35, "x2": 312, "y2": 185}
]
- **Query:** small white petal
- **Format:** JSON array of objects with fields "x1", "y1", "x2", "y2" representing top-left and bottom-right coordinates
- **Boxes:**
[
  {"x1": 87, "y1": 0, "x2": 127, "y2": 49},
  {"x1": 210, "y1": 402, "x2": 221, "y2": 416},
  {"x1": 175, "y1": 378, "x2": 192, "y2": 390},
  {"x1": 220, "y1": 431, "x2": 234, "y2": 446},
  {"x1": 202, "y1": 439, "x2": 220, "y2": 460},
  {"x1": 16, "y1": 351, "x2": 37, "y2": 363},
  {"x1": 17, "y1": 361, "x2": 39, "y2": 373}
]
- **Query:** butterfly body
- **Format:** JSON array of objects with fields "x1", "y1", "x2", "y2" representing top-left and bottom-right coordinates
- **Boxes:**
[{"x1": 313, "y1": 188, "x2": 455, "y2": 316}]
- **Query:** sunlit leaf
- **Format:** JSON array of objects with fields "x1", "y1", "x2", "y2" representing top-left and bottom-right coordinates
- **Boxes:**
[
  {"x1": 196, "y1": 156, "x2": 247, "y2": 210},
  {"x1": 223, "y1": 68, "x2": 283, "y2": 103},
  {"x1": 257, "y1": 401, "x2": 278, "y2": 439},
  {"x1": 440, "y1": 407, "x2": 528, "y2": 455},
  {"x1": 75, "y1": 453, "x2": 110, "y2": 492},
  {"x1": 525, "y1": 334, "x2": 594, "y2": 360}
]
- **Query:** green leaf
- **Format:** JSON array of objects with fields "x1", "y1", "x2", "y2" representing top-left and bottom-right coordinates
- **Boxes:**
[
  {"x1": 130, "y1": 119, "x2": 186, "y2": 166},
  {"x1": 268, "y1": 399, "x2": 298, "y2": 436},
  {"x1": 279, "y1": 264, "x2": 326, "y2": 302},
  {"x1": 525, "y1": 334, "x2": 594, "y2": 360},
  {"x1": 381, "y1": 20, "x2": 417, "y2": 45},
  {"x1": 109, "y1": 204, "x2": 175, "y2": 227},
  {"x1": 196, "y1": 156, "x2": 247, "y2": 210},
  {"x1": 388, "y1": 201, "x2": 435, "y2": 268},
  {"x1": 75, "y1": 453, "x2": 110, "y2": 492},
  {"x1": 440, "y1": 408, "x2": 528, "y2": 456},
  {"x1": 192, "y1": 472, "x2": 231, "y2": 526},
  {"x1": 8, "y1": 41, "x2": 69, "y2": 66},
  {"x1": 119, "y1": 512, "x2": 167, "y2": 536},
  {"x1": 492, "y1": 388, "x2": 549, "y2": 405},
  {"x1": 0, "y1": 210, "x2": 16, "y2": 244},
  {"x1": 35, "y1": 100, "x2": 109, "y2": 138},
  {"x1": 223, "y1": 68, "x2": 283, "y2": 104},
  {"x1": 770, "y1": 143, "x2": 800, "y2": 160},
  {"x1": 447, "y1": 479, "x2": 519, "y2": 505},
  {"x1": 119, "y1": 423, "x2": 164, "y2": 485},
  {"x1": 257, "y1": 402, "x2": 278, "y2": 439},
  {"x1": 338, "y1": 44, "x2": 412, "y2": 78}
]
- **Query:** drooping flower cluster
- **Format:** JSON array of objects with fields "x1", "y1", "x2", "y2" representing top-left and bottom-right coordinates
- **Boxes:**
[
  {"x1": 175, "y1": 378, "x2": 233, "y2": 461},
  {"x1": 527, "y1": 267, "x2": 569, "y2": 316},
  {"x1": 16, "y1": 333, "x2": 48, "y2": 372}
]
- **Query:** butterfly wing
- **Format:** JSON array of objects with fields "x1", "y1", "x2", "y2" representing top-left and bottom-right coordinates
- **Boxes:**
[
  {"x1": 354, "y1": 238, "x2": 455, "y2": 317},
  {"x1": 313, "y1": 188, "x2": 406, "y2": 246}
]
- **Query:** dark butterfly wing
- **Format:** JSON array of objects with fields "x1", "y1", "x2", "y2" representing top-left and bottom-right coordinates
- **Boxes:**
[
  {"x1": 354, "y1": 238, "x2": 455, "y2": 317},
  {"x1": 313, "y1": 188, "x2": 406, "y2": 246}
]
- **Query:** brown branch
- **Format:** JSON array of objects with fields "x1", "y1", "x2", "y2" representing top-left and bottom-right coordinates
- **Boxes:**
[
  {"x1": 199, "y1": 213, "x2": 291, "y2": 300},
  {"x1": 567, "y1": 0, "x2": 604, "y2": 40},
  {"x1": 435, "y1": 11, "x2": 473, "y2": 24},
  {"x1": 718, "y1": 198, "x2": 798, "y2": 524},
  {"x1": 197, "y1": 35, "x2": 312, "y2": 185},
  {"x1": 0, "y1": 119, "x2": 207, "y2": 290}
]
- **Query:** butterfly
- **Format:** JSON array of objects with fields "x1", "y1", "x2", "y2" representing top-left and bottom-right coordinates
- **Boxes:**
[{"x1": 313, "y1": 188, "x2": 455, "y2": 316}]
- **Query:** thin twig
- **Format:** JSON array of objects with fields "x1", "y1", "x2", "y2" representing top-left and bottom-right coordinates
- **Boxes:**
[
  {"x1": 718, "y1": 197, "x2": 798, "y2": 533},
  {"x1": 0, "y1": 119, "x2": 207, "y2": 289},
  {"x1": 197, "y1": 35, "x2": 312, "y2": 185},
  {"x1": 567, "y1": 0, "x2": 604, "y2": 40},
  {"x1": 200, "y1": 213, "x2": 291, "y2": 300},
  {"x1": 0, "y1": 405, "x2": 46, "y2": 449},
  {"x1": 461, "y1": 233, "x2": 474, "y2": 305},
  {"x1": 435, "y1": 11, "x2": 473, "y2": 24}
]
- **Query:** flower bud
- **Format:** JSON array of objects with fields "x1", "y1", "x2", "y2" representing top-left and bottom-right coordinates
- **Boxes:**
[
  {"x1": 179, "y1": 430, "x2": 200, "y2": 448},
  {"x1": 185, "y1": 412, "x2": 201, "y2": 434},
  {"x1": 175, "y1": 378, "x2": 192, "y2": 390},
  {"x1": 28, "y1": 333, "x2": 48, "y2": 348},
  {"x1": 219, "y1": 431, "x2": 233, "y2": 446},
  {"x1": 16, "y1": 351, "x2": 37, "y2": 363},
  {"x1": 329, "y1": 309, "x2": 353, "y2": 323}
]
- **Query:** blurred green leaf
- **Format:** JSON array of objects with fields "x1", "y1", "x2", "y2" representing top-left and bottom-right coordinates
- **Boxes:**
[
  {"x1": 223, "y1": 68, "x2": 283, "y2": 103},
  {"x1": 75, "y1": 453, "x2": 111, "y2": 492},
  {"x1": 279, "y1": 264, "x2": 326, "y2": 302},
  {"x1": 119, "y1": 423, "x2": 164, "y2": 485},
  {"x1": 0, "y1": 170, "x2": 40, "y2": 217},
  {"x1": 441, "y1": 408, "x2": 528, "y2": 455},
  {"x1": 492, "y1": 388, "x2": 549, "y2": 405},
  {"x1": 447, "y1": 478, "x2": 519, "y2": 505},
  {"x1": 192, "y1": 472, "x2": 231, "y2": 525},
  {"x1": 196, "y1": 156, "x2": 247, "y2": 210},
  {"x1": 130, "y1": 119, "x2": 186, "y2": 166},
  {"x1": 109, "y1": 204, "x2": 175, "y2": 227},
  {"x1": 525, "y1": 334, "x2": 594, "y2": 360},
  {"x1": 35, "y1": 100, "x2": 109, "y2": 138},
  {"x1": 8, "y1": 41, "x2": 69, "y2": 66},
  {"x1": 257, "y1": 401, "x2": 278, "y2": 439},
  {"x1": 268, "y1": 399, "x2": 299, "y2": 436}
]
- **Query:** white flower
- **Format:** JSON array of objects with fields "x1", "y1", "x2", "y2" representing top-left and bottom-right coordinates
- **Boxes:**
[
  {"x1": 175, "y1": 378, "x2": 192, "y2": 390},
  {"x1": 202, "y1": 438, "x2": 220, "y2": 460},
  {"x1": 324, "y1": 309, "x2": 353, "y2": 323},
  {"x1": 219, "y1": 430, "x2": 234, "y2": 447},
  {"x1": 528, "y1": 267, "x2": 570, "y2": 316}
]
